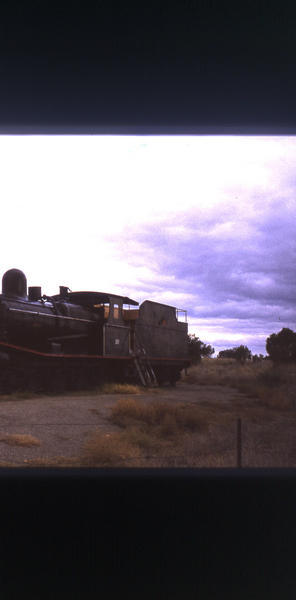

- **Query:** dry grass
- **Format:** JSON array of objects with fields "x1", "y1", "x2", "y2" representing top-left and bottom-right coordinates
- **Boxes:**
[
  {"x1": 81, "y1": 397, "x2": 209, "y2": 467},
  {"x1": 22, "y1": 456, "x2": 79, "y2": 467},
  {"x1": 80, "y1": 359, "x2": 296, "y2": 468},
  {"x1": 0, "y1": 434, "x2": 41, "y2": 447},
  {"x1": 0, "y1": 382, "x2": 143, "y2": 402},
  {"x1": 82, "y1": 431, "x2": 139, "y2": 466},
  {"x1": 183, "y1": 359, "x2": 295, "y2": 410},
  {"x1": 110, "y1": 397, "x2": 208, "y2": 434},
  {"x1": 0, "y1": 391, "x2": 40, "y2": 402},
  {"x1": 98, "y1": 383, "x2": 142, "y2": 395},
  {"x1": 182, "y1": 358, "x2": 268, "y2": 387},
  {"x1": 0, "y1": 359, "x2": 295, "y2": 468}
]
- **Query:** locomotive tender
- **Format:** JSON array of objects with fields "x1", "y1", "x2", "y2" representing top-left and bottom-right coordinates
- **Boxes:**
[{"x1": 0, "y1": 268, "x2": 190, "y2": 391}]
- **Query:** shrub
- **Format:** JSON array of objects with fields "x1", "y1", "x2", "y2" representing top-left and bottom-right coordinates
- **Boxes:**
[
  {"x1": 110, "y1": 398, "x2": 208, "y2": 435},
  {"x1": 188, "y1": 334, "x2": 215, "y2": 364},
  {"x1": 218, "y1": 345, "x2": 252, "y2": 363},
  {"x1": 82, "y1": 431, "x2": 136, "y2": 466},
  {"x1": 266, "y1": 328, "x2": 296, "y2": 363}
]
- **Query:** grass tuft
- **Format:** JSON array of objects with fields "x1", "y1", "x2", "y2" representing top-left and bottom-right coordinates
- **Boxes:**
[
  {"x1": 80, "y1": 397, "x2": 209, "y2": 466},
  {"x1": 99, "y1": 383, "x2": 142, "y2": 395},
  {"x1": 110, "y1": 398, "x2": 208, "y2": 434},
  {"x1": 0, "y1": 434, "x2": 41, "y2": 447},
  {"x1": 82, "y1": 431, "x2": 137, "y2": 466}
]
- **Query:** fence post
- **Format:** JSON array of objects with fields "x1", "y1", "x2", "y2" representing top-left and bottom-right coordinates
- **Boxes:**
[{"x1": 237, "y1": 418, "x2": 242, "y2": 468}]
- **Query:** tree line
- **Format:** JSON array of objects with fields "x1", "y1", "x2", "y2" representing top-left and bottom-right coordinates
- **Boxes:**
[{"x1": 188, "y1": 327, "x2": 296, "y2": 364}]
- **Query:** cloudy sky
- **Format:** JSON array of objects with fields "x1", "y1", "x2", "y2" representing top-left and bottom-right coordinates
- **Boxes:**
[{"x1": 0, "y1": 135, "x2": 295, "y2": 356}]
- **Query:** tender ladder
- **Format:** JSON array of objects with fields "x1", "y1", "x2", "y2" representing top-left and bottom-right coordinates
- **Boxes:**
[{"x1": 132, "y1": 341, "x2": 158, "y2": 387}]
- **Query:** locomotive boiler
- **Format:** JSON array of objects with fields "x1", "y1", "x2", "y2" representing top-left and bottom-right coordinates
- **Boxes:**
[{"x1": 0, "y1": 268, "x2": 190, "y2": 392}]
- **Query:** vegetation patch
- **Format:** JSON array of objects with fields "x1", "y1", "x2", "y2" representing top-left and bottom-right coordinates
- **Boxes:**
[
  {"x1": 0, "y1": 434, "x2": 41, "y2": 447},
  {"x1": 110, "y1": 398, "x2": 207, "y2": 434},
  {"x1": 0, "y1": 357, "x2": 294, "y2": 468},
  {"x1": 79, "y1": 362, "x2": 296, "y2": 467},
  {"x1": 0, "y1": 383, "x2": 144, "y2": 402},
  {"x1": 22, "y1": 456, "x2": 79, "y2": 467},
  {"x1": 80, "y1": 398, "x2": 209, "y2": 467},
  {"x1": 82, "y1": 431, "x2": 138, "y2": 466},
  {"x1": 183, "y1": 359, "x2": 295, "y2": 410},
  {"x1": 0, "y1": 391, "x2": 38, "y2": 402},
  {"x1": 98, "y1": 383, "x2": 142, "y2": 395}
]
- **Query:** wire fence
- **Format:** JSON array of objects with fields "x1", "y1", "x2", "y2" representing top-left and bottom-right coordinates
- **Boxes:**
[
  {"x1": 0, "y1": 418, "x2": 244, "y2": 465},
  {"x1": 2, "y1": 418, "x2": 289, "y2": 467}
]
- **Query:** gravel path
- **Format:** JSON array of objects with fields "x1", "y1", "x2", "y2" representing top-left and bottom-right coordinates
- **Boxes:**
[{"x1": 0, "y1": 393, "x2": 121, "y2": 464}]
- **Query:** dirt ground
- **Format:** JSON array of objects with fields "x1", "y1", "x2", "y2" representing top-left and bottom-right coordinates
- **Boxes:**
[{"x1": 0, "y1": 380, "x2": 295, "y2": 467}]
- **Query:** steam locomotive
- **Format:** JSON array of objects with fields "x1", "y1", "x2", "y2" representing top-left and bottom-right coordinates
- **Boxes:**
[{"x1": 0, "y1": 268, "x2": 190, "y2": 392}]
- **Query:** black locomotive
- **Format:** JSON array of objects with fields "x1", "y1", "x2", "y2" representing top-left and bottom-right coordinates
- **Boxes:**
[{"x1": 0, "y1": 268, "x2": 190, "y2": 391}]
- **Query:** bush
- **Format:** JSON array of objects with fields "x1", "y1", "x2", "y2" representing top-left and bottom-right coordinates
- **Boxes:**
[
  {"x1": 110, "y1": 398, "x2": 208, "y2": 435},
  {"x1": 218, "y1": 345, "x2": 252, "y2": 363},
  {"x1": 266, "y1": 328, "x2": 296, "y2": 363},
  {"x1": 188, "y1": 334, "x2": 215, "y2": 364}
]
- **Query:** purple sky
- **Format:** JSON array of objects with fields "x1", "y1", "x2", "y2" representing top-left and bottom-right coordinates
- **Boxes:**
[
  {"x1": 109, "y1": 197, "x2": 296, "y2": 355},
  {"x1": 0, "y1": 136, "x2": 295, "y2": 356}
]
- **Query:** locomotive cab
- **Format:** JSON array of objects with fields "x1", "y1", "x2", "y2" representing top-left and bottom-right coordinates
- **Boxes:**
[
  {"x1": 98, "y1": 294, "x2": 139, "y2": 356},
  {"x1": 61, "y1": 290, "x2": 139, "y2": 356}
]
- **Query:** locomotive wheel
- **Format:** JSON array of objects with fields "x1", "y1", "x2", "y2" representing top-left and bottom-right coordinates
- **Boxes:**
[
  {"x1": 156, "y1": 375, "x2": 165, "y2": 387},
  {"x1": 169, "y1": 368, "x2": 180, "y2": 387},
  {"x1": 51, "y1": 368, "x2": 66, "y2": 393},
  {"x1": 0, "y1": 366, "x2": 15, "y2": 393},
  {"x1": 154, "y1": 367, "x2": 168, "y2": 386},
  {"x1": 12, "y1": 367, "x2": 27, "y2": 392}
]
